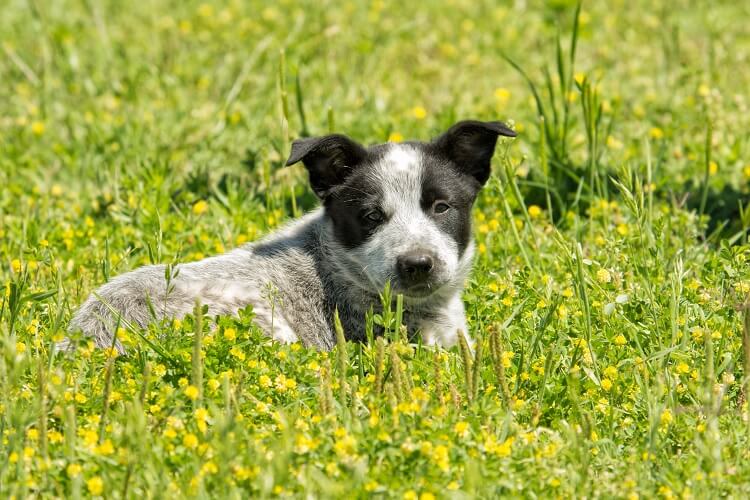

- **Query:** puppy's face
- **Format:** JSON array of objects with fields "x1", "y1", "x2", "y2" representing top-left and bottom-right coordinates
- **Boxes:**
[{"x1": 286, "y1": 120, "x2": 516, "y2": 300}]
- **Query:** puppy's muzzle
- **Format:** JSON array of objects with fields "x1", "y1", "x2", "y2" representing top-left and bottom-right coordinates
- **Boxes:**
[{"x1": 396, "y1": 250, "x2": 436, "y2": 287}]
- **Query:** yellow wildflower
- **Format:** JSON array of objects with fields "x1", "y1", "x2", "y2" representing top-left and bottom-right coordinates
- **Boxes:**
[
  {"x1": 184, "y1": 385, "x2": 199, "y2": 400},
  {"x1": 96, "y1": 439, "x2": 115, "y2": 456},
  {"x1": 649, "y1": 127, "x2": 664, "y2": 139},
  {"x1": 87, "y1": 476, "x2": 104, "y2": 496},
  {"x1": 454, "y1": 421, "x2": 469, "y2": 437},
  {"x1": 223, "y1": 328, "x2": 236, "y2": 341},
  {"x1": 660, "y1": 409, "x2": 673, "y2": 426},
  {"x1": 48, "y1": 430, "x2": 63, "y2": 443},
  {"x1": 183, "y1": 433, "x2": 199, "y2": 449},
  {"x1": 192, "y1": 200, "x2": 208, "y2": 215},
  {"x1": 67, "y1": 463, "x2": 82, "y2": 477},
  {"x1": 201, "y1": 461, "x2": 218, "y2": 475},
  {"x1": 494, "y1": 87, "x2": 511, "y2": 104},
  {"x1": 411, "y1": 106, "x2": 427, "y2": 120},
  {"x1": 501, "y1": 351, "x2": 514, "y2": 368},
  {"x1": 432, "y1": 444, "x2": 450, "y2": 471},
  {"x1": 31, "y1": 121, "x2": 45, "y2": 135}
]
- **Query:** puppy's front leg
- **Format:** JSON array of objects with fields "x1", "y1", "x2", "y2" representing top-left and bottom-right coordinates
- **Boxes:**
[{"x1": 418, "y1": 293, "x2": 473, "y2": 348}]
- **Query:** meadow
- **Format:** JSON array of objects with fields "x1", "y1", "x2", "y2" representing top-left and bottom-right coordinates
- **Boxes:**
[{"x1": 2, "y1": 0, "x2": 750, "y2": 497}]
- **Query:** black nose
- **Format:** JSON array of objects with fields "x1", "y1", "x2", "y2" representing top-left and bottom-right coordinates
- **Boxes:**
[{"x1": 397, "y1": 252, "x2": 435, "y2": 283}]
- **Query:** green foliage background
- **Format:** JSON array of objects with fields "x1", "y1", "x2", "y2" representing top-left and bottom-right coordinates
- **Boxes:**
[{"x1": 2, "y1": 0, "x2": 750, "y2": 497}]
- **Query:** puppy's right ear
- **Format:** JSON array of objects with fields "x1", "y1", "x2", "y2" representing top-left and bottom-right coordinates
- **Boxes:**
[
  {"x1": 285, "y1": 134, "x2": 368, "y2": 198},
  {"x1": 433, "y1": 120, "x2": 516, "y2": 186}
]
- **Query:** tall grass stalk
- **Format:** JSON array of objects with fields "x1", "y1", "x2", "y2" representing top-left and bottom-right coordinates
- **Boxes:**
[{"x1": 191, "y1": 300, "x2": 204, "y2": 404}]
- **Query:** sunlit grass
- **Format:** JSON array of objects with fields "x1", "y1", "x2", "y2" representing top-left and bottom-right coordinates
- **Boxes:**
[{"x1": 2, "y1": 0, "x2": 750, "y2": 497}]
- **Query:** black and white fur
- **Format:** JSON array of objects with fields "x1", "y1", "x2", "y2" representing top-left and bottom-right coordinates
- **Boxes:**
[{"x1": 67, "y1": 120, "x2": 516, "y2": 352}]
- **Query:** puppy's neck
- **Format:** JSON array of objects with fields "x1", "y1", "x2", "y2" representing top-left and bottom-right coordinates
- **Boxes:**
[{"x1": 316, "y1": 218, "x2": 382, "y2": 309}]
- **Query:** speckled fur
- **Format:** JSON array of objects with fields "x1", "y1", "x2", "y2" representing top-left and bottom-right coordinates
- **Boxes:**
[
  {"x1": 65, "y1": 120, "x2": 515, "y2": 353},
  {"x1": 65, "y1": 207, "x2": 469, "y2": 353}
]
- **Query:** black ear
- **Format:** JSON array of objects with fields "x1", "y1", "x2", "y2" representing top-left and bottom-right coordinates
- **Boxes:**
[
  {"x1": 285, "y1": 134, "x2": 368, "y2": 198},
  {"x1": 433, "y1": 120, "x2": 516, "y2": 185}
]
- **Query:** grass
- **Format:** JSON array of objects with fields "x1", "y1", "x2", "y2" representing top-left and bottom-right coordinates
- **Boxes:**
[{"x1": 2, "y1": 0, "x2": 750, "y2": 497}]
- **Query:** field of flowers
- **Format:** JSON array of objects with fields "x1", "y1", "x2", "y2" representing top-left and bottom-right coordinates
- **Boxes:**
[{"x1": 3, "y1": 0, "x2": 750, "y2": 497}]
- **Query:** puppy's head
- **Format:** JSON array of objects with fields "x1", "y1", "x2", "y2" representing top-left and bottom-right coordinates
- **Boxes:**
[{"x1": 286, "y1": 120, "x2": 516, "y2": 300}]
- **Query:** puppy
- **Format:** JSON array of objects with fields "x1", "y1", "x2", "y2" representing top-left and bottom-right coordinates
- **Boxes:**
[{"x1": 66, "y1": 120, "x2": 515, "y2": 352}]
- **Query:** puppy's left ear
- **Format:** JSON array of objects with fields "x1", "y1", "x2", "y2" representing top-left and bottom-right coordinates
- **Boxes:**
[
  {"x1": 433, "y1": 120, "x2": 516, "y2": 186},
  {"x1": 285, "y1": 134, "x2": 368, "y2": 198}
]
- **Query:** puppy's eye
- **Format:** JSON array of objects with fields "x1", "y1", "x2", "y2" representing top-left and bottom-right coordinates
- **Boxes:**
[
  {"x1": 432, "y1": 201, "x2": 451, "y2": 214},
  {"x1": 363, "y1": 209, "x2": 384, "y2": 223}
]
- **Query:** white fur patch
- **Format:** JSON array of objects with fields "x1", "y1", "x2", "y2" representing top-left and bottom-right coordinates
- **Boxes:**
[
  {"x1": 269, "y1": 323, "x2": 299, "y2": 343},
  {"x1": 418, "y1": 292, "x2": 470, "y2": 347},
  {"x1": 385, "y1": 145, "x2": 419, "y2": 173},
  {"x1": 177, "y1": 280, "x2": 298, "y2": 343}
]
